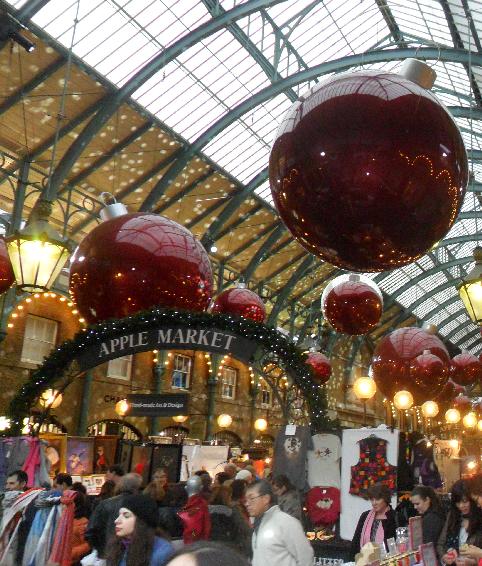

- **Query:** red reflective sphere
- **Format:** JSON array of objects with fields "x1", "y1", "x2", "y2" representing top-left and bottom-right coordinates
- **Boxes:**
[
  {"x1": 372, "y1": 327, "x2": 450, "y2": 400},
  {"x1": 322, "y1": 278, "x2": 382, "y2": 335},
  {"x1": 69, "y1": 213, "x2": 213, "y2": 324},
  {"x1": 211, "y1": 286, "x2": 266, "y2": 323},
  {"x1": 450, "y1": 352, "x2": 482, "y2": 387},
  {"x1": 436, "y1": 379, "x2": 462, "y2": 405},
  {"x1": 0, "y1": 238, "x2": 14, "y2": 294},
  {"x1": 269, "y1": 71, "x2": 468, "y2": 271},
  {"x1": 409, "y1": 351, "x2": 448, "y2": 399},
  {"x1": 306, "y1": 351, "x2": 331, "y2": 384},
  {"x1": 453, "y1": 394, "x2": 472, "y2": 414}
]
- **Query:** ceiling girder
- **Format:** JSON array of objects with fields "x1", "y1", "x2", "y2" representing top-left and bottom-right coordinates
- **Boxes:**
[
  {"x1": 243, "y1": 224, "x2": 285, "y2": 282},
  {"x1": 224, "y1": 221, "x2": 277, "y2": 264},
  {"x1": 154, "y1": 169, "x2": 215, "y2": 215}
]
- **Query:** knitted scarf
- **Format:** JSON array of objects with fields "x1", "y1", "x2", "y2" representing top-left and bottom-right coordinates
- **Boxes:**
[
  {"x1": 47, "y1": 490, "x2": 77, "y2": 566},
  {"x1": 360, "y1": 509, "x2": 386, "y2": 548},
  {"x1": 23, "y1": 492, "x2": 62, "y2": 566}
]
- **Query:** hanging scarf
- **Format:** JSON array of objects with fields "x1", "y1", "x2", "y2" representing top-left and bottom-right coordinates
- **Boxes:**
[
  {"x1": 22, "y1": 437, "x2": 41, "y2": 487},
  {"x1": 360, "y1": 509, "x2": 386, "y2": 548},
  {"x1": 23, "y1": 491, "x2": 62, "y2": 566},
  {"x1": 47, "y1": 490, "x2": 77, "y2": 566}
]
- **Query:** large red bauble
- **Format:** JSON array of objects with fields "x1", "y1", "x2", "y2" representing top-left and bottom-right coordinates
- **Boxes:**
[
  {"x1": 321, "y1": 274, "x2": 382, "y2": 335},
  {"x1": 436, "y1": 379, "x2": 462, "y2": 405},
  {"x1": 0, "y1": 238, "x2": 14, "y2": 294},
  {"x1": 211, "y1": 285, "x2": 266, "y2": 323},
  {"x1": 269, "y1": 71, "x2": 468, "y2": 271},
  {"x1": 306, "y1": 352, "x2": 331, "y2": 384},
  {"x1": 409, "y1": 350, "x2": 448, "y2": 398},
  {"x1": 453, "y1": 394, "x2": 472, "y2": 414},
  {"x1": 450, "y1": 352, "x2": 482, "y2": 387},
  {"x1": 69, "y1": 213, "x2": 213, "y2": 324},
  {"x1": 372, "y1": 327, "x2": 449, "y2": 401}
]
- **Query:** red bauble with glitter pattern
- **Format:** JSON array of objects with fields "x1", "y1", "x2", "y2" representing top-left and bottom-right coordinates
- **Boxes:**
[
  {"x1": 269, "y1": 71, "x2": 468, "y2": 271},
  {"x1": 69, "y1": 213, "x2": 213, "y2": 324},
  {"x1": 436, "y1": 379, "x2": 464, "y2": 405},
  {"x1": 322, "y1": 275, "x2": 383, "y2": 335},
  {"x1": 372, "y1": 327, "x2": 450, "y2": 401},
  {"x1": 453, "y1": 394, "x2": 472, "y2": 414},
  {"x1": 450, "y1": 352, "x2": 482, "y2": 387},
  {"x1": 409, "y1": 350, "x2": 448, "y2": 399},
  {"x1": 306, "y1": 351, "x2": 332, "y2": 385},
  {"x1": 211, "y1": 285, "x2": 266, "y2": 323},
  {"x1": 0, "y1": 238, "x2": 14, "y2": 294}
]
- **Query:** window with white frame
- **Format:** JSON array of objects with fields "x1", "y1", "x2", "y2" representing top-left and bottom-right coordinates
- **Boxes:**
[
  {"x1": 260, "y1": 386, "x2": 272, "y2": 407},
  {"x1": 221, "y1": 366, "x2": 237, "y2": 399},
  {"x1": 21, "y1": 315, "x2": 58, "y2": 364},
  {"x1": 171, "y1": 354, "x2": 192, "y2": 389},
  {"x1": 107, "y1": 355, "x2": 132, "y2": 380}
]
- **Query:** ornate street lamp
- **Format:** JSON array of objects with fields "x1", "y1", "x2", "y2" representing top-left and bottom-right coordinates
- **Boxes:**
[
  {"x1": 458, "y1": 247, "x2": 482, "y2": 325},
  {"x1": 217, "y1": 414, "x2": 232, "y2": 428}
]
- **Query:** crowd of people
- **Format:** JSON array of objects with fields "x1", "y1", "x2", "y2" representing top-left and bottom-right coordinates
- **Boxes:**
[{"x1": 0, "y1": 462, "x2": 481, "y2": 566}]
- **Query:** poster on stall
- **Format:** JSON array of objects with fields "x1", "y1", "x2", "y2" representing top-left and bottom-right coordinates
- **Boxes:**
[
  {"x1": 340, "y1": 427, "x2": 399, "y2": 540},
  {"x1": 189, "y1": 445, "x2": 229, "y2": 478}
]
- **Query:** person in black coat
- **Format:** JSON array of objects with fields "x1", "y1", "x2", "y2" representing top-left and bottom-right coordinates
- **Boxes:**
[
  {"x1": 351, "y1": 484, "x2": 397, "y2": 559},
  {"x1": 411, "y1": 485, "x2": 446, "y2": 548}
]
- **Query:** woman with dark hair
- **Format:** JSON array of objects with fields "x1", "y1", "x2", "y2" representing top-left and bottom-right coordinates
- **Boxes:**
[
  {"x1": 437, "y1": 480, "x2": 482, "y2": 564},
  {"x1": 411, "y1": 485, "x2": 446, "y2": 546},
  {"x1": 459, "y1": 474, "x2": 482, "y2": 565},
  {"x1": 71, "y1": 491, "x2": 91, "y2": 565},
  {"x1": 271, "y1": 475, "x2": 303, "y2": 522},
  {"x1": 231, "y1": 479, "x2": 250, "y2": 524},
  {"x1": 166, "y1": 541, "x2": 249, "y2": 566},
  {"x1": 105, "y1": 494, "x2": 173, "y2": 566},
  {"x1": 351, "y1": 484, "x2": 397, "y2": 559}
]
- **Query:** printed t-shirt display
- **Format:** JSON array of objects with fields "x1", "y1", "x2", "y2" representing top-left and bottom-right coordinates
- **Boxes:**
[
  {"x1": 307, "y1": 433, "x2": 341, "y2": 488},
  {"x1": 273, "y1": 425, "x2": 313, "y2": 490}
]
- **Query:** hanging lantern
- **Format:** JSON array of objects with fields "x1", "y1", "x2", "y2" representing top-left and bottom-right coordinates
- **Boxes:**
[
  {"x1": 217, "y1": 414, "x2": 232, "y2": 428},
  {"x1": 172, "y1": 415, "x2": 188, "y2": 423},
  {"x1": 458, "y1": 247, "x2": 482, "y2": 325},
  {"x1": 393, "y1": 390, "x2": 414, "y2": 410},
  {"x1": 409, "y1": 350, "x2": 448, "y2": 400},
  {"x1": 462, "y1": 411, "x2": 477, "y2": 429},
  {"x1": 115, "y1": 399, "x2": 129, "y2": 417},
  {"x1": 39, "y1": 389, "x2": 63, "y2": 409},
  {"x1": 306, "y1": 351, "x2": 331, "y2": 384},
  {"x1": 6, "y1": 202, "x2": 71, "y2": 293},
  {"x1": 69, "y1": 198, "x2": 213, "y2": 324},
  {"x1": 353, "y1": 377, "x2": 377, "y2": 400},
  {"x1": 211, "y1": 283, "x2": 266, "y2": 323},
  {"x1": 269, "y1": 62, "x2": 467, "y2": 272},
  {"x1": 445, "y1": 408, "x2": 461, "y2": 424},
  {"x1": 321, "y1": 273, "x2": 383, "y2": 335},
  {"x1": 450, "y1": 352, "x2": 482, "y2": 387},
  {"x1": 254, "y1": 418, "x2": 268, "y2": 432},
  {"x1": 421, "y1": 400, "x2": 439, "y2": 418}
]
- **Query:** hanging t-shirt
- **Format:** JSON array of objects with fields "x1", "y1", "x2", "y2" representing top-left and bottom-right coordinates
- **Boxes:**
[
  {"x1": 272, "y1": 425, "x2": 313, "y2": 490},
  {"x1": 307, "y1": 433, "x2": 341, "y2": 488}
]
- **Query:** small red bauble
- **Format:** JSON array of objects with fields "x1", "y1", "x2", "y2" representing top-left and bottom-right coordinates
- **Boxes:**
[
  {"x1": 372, "y1": 327, "x2": 449, "y2": 400},
  {"x1": 453, "y1": 394, "x2": 472, "y2": 414},
  {"x1": 0, "y1": 238, "x2": 14, "y2": 294},
  {"x1": 321, "y1": 274, "x2": 383, "y2": 335},
  {"x1": 306, "y1": 351, "x2": 331, "y2": 384},
  {"x1": 69, "y1": 212, "x2": 213, "y2": 324},
  {"x1": 269, "y1": 70, "x2": 467, "y2": 271},
  {"x1": 450, "y1": 352, "x2": 482, "y2": 387},
  {"x1": 211, "y1": 284, "x2": 266, "y2": 323},
  {"x1": 409, "y1": 350, "x2": 448, "y2": 399}
]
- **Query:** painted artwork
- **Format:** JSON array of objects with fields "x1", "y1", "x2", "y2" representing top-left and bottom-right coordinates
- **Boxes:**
[
  {"x1": 67, "y1": 437, "x2": 94, "y2": 476},
  {"x1": 118, "y1": 441, "x2": 134, "y2": 473},
  {"x1": 40, "y1": 433, "x2": 67, "y2": 476},
  {"x1": 150, "y1": 444, "x2": 182, "y2": 483},
  {"x1": 130, "y1": 444, "x2": 153, "y2": 484},
  {"x1": 93, "y1": 436, "x2": 118, "y2": 473}
]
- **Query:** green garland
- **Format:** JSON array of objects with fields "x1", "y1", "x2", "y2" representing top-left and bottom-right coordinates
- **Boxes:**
[{"x1": 6, "y1": 307, "x2": 336, "y2": 435}]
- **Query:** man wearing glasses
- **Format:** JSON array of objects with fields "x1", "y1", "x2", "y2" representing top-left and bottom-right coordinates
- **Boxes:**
[{"x1": 245, "y1": 479, "x2": 314, "y2": 566}]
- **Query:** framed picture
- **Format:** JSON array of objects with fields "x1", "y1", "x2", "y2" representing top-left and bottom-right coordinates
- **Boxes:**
[
  {"x1": 67, "y1": 436, "x2": 95, "y2": 476},
  {"x1": 40, "y1": 433, "x2": 67, "y2": 476},
  {"x1": 150, "y1": 444, "x2": 182, "y2": 483},
  {"x1": 93, "y1": 436, "x2": 118, "y2": 473},
  {"x1": 130, "y1": 444, "x2": 153, "y2": 484},
  {"x1": 118, "y1": 441, "x2": 134, "y2": 472}
]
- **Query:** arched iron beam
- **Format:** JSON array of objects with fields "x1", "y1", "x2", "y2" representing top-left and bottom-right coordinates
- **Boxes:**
[
  {"x1": 416, "y1": 294, "x2": 461, "y2": 325},
  {"x1": 185, "y1": 198, "x2": 226, "y2": 231},
  {"x1": 43, "y1": 0, "x2": 288, "y2": 203},
  {"x1": 214, "y1": 204, "x2": 264, "y2": 244},
  {"x1": 201, "y1": 169, "x2": 268, "y2": 248},
  {"x1": 16, "y1": 0, "x2": 50, "y2": 20},
  {"x1": 463, "y1": 331, "x2": 482, "y2": 351},
  {"x1": 267, "y1": 256, "x2": 314, "y2": 326},
  {"x1": 289, "y1": 268, "x2": 340, "y2": 304},
  {"x1": 224, "y1": 222, "x2": 278, "y2": 264},
  {"x1": 445, "y1": 318, "x2": 475, "y2": 341},
  {"x1": 140, "y1": 47, "x2": 482, "y2": 211},
  {"x1": 243, "y1": 224, "x2": 285, "y2": 283},
  {"x1": 261, "y1": 251, "x2": 307, "y2": 286}
]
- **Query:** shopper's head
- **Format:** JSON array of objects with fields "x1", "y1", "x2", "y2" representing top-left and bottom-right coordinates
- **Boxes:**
[
  {"x1": 166, "y1": 541, "x2": 249, "y2": 566},
  {"x1": 105, "y1": 465, "x2": 125, "y2": 485},
  {"x1": 210, "y1": 485, "x2": 232, "y2": 506},
  {"x1": 214, "y1": 472, "x2": 230, "y2": 486},
  {"x1": 411, "y1": 485, "x2": 441, "y2": 515},
  {"x1": 152, "y1": 467, "x2": 169, "y2": 487},
  {"x1": 451, "y1": 479, "x2": 474, "y2": 515},
  {"x1": 116, "y1": 472, "x2": 142, "y2": 495},
  {"x1": 99, "y1": 479, "x2": 116, "y2": 500},
  {"x1": 245, "y1": 479, "x2": 274, "y2": 518},
  {"x1": 53, "y1": 473, "x2": 73, "y2": 492},
  {"x1": 367, "y1": 483, "x2": 391, "y2": 513},
  {"x1": 5, "y1": 470, "x2": 28, "y2": 491},
  {"x1": 467, "y1": 474, "x2": 482, "y2": 508},
  {"x1": 272, "y1": 474, "x2": 295, "y2": 497},
  {"x1": 224, "y1": 463, "x2": 237, "y2": 479},
  {"x1": 231, "y1": 479, "x2": 247, "y2": 502}
]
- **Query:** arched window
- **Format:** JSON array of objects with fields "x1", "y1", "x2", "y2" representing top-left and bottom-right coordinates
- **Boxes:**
[
  {"x1": 212, "y1": 430, "x2": 242, "y2": 447},
  {"x1": 159, "y1": 425, "x2": 189, "y2": 443},
  {"x1": 87, "y1": 419, "x2": 142, "y2": 441}
]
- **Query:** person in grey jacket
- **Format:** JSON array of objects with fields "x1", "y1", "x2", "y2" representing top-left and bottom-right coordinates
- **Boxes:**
[
  {"x1": 246, "y1": 480, "x2": 313, "y2": 566},
  {"x1": 272, "y1": 475, "x2": 303, "y2": 523}
]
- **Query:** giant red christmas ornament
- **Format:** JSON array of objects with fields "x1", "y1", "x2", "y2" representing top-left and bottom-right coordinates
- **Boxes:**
[
  {"x1": 450, "y1": 352, "x2": 482, "y2": 387},
  {"x1": 453, "y1": 394, "x2": 472, "y2": 414},
  {"x1": 269, "y1": 66, "x2": 468, "y2": 272},
  {"x1": 321, "y1": 273, "x2": 383, "y2": 335},
  {"x1": 436, "y1": 379, "x2": 463, "y2": 405},
  {"x1": 69, "y1": 206, "x2": 213, "y2": 324},
  {"x1": 0, "y1": 238, "x2": 14, "y2": 294},
  {"x1": 306, "y1": 351, "x2": 331, "y2": 385},
  {"x1": 372, "y1": 327, "x2": 450, "y2": 401},
  {"x1": 211, "y1": 283, "x2": 266, "y2": 323},
  {"x1": 409, "y1": 350, "x2": 448, "y2": 398}
]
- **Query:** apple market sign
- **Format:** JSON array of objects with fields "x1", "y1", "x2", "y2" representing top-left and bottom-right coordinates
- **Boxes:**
[{"x1": 76, "y1": 325, "x2": 258, "y2": 371}]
